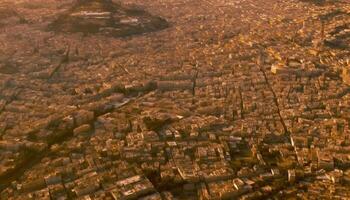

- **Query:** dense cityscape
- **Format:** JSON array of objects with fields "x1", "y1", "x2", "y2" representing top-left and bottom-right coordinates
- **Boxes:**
[{"x1": 0, "y1": 0, "x2": 349, "y2": 199}]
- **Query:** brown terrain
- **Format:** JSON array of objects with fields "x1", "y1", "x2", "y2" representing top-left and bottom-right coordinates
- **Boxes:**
[{"x1": 0, "y1": 0, "x2": 349, "y2": 199}]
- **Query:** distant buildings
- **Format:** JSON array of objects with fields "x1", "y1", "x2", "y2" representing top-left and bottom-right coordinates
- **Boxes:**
[
  {"x1": 342, "y1": 67, "x2": 350, "y2": 85},
  {"x1": 0, "y1": 0, "x2": 349, "y2": 199}
]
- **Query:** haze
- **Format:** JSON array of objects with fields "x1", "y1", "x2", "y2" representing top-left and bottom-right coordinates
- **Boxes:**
[{"x1": 0, "y1": 0, "x2": 349, "y2": 199}]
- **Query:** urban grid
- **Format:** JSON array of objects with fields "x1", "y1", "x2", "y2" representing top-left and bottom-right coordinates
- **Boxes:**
[{"x1": 0, "y1": 0, "x2": 349, "y2": 199}]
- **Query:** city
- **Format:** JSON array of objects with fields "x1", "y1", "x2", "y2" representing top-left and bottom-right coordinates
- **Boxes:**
[{"x1": 0, "y1": 0, "x2": 349, "y2": 199}]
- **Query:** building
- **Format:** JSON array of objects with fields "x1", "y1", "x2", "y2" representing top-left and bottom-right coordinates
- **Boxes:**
[
  {"x1": 110, "y1": 175, "x2": 156, "y2": 200},
  {"x1": 342, "y1": 67, "x2": 350, "y2": 85}
]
